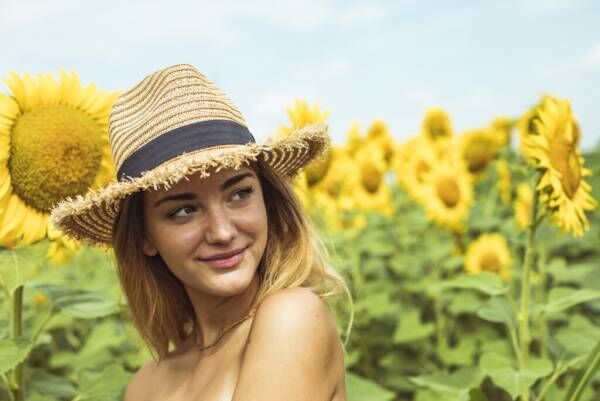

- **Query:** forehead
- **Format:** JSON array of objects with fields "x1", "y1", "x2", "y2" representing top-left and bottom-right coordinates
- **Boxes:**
[{"x1": 146, "y1": 166, "x2": 257, "y2": 198}]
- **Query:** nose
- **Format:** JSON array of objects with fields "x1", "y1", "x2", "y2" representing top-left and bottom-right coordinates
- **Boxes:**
[{"x1": 204, "y1": 207, "x2": 237, "y2": 245}]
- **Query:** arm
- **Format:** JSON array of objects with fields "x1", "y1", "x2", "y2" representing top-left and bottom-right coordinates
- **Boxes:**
[{"x1": 232, "y1": 287, "x2": 345, "y2": 401}]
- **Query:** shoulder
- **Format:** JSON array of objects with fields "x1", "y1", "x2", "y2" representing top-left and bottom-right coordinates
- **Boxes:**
[
  {"x1": 253, "y1": 287, "x2": 340, "y2": 347},
  {"x1": 123, "y1": 359, "x2": 158, "y2": 401},
  {"x1": 233, "y1": 287, "x2": 345, "y2": 400}
]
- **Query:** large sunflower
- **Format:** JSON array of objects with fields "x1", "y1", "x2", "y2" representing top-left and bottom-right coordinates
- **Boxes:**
[
  {"x1": 465, "y1": 233, "x2": 511, "y2": 280},
  {"x1": 419, "y1": 154, "x2": 473, "y2": 233},
  {"x1": 0, "y1": 71, "x2": 118, "y2": 250},
  {"x1": 522, "y1": 96, "x2": 597, "y2": 237}
]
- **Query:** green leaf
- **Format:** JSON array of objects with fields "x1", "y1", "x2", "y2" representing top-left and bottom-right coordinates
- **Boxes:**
[
  {"x1": 346, "y1": 372, "x2": 395, "y2": 401},
  {"x1": 477, "y1": 297, "x2": 516, "y2": 331},
  {"x1": 563, "y1": 338, "x2": 600, "y2": 401},
  {"x1": 410, "y1": 367, "x2": 482, "y2": 401},
  {"x1": 543, "y1": 287, "x2": 600, "y2": 314},
  {"x1": 556, "y1": 315, "x2": 600, "y2": 356},
  {"x1": 0, "y1": 242, "x2": 48, "y2": 294},
  {"x1": 0, "y1": 337, "x2": 32, "y2": 375},
  {"x1": 393, "y1": 310, "x2": 435, "y2": 344},
  {"x1": 74, "y1": 365, "x2": 130, "y2": 401},
  {"x1": 448, "y1": 291, "x2": 485, "y2": 315},
  {"x1": 438, "y1": 337, "x2": 477, "y2": 367},
  {"x1": 480, "y1": 352, "x2": 551, "y2": 400},
  {"x1": 442, "y1": 272, "x2": 508, "y2": 296},
  {"x1": 55, "y1": 292, "x2": 119, "y2": 319},
  {"x1": 28, "y1": 369, "x2": 78, "y2": 399}
]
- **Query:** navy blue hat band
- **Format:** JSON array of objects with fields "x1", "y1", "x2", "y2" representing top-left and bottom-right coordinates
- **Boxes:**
[{"x1": 117, "y1": 120, "x2": 256, "y2": 180}]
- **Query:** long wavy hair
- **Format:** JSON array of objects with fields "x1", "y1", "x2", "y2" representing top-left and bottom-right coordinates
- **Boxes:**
[{"x1": 112, "y1": 158, "x2": 354, "y2": 360}]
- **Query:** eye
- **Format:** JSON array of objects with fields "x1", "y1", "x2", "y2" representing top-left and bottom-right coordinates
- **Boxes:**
[
  {"x1": 231, "y1": 187, "x2": 254, "y2": 202},
  {"x1": 168, "y1": 205, "x2": 196, "y2": 219}
]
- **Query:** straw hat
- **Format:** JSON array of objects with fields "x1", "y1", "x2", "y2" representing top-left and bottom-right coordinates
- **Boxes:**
[{"x1": 50, "y1": 64, "x2": 329, "y2": 247}]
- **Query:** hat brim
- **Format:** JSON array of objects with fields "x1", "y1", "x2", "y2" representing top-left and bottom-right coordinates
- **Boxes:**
[{"x1": 50, "y1": 123, "x2": 329, "y2": 247}]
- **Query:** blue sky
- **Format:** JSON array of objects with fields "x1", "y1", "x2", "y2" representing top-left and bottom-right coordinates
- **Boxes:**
[{"x1": 1, "y1": 0, "x2": 599, "y2": 149}]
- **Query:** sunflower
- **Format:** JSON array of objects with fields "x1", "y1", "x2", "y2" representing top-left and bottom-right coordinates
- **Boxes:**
[
  {"x1": 318, "y1": 147, "x2": 356, "y2": 199},
  {"x1": 517, "y1": 96, "x2": 553, "y2": 154},
  {"x1": 418, "y1": 154, "x2": 473, "y2": 233},
  {"x1": 514, "y1": 183, "x2": 533, "y2": 230},
  {"x1": 351, "y1": 144, "x2": 393, "y2": 216},
  {"x1": 345, "y1": 122, "x2": 362, "y2": 158},
  {"x1": 522, "y1": 96, "x2": 597, "y2": 237},
  {"x1": 490, "y1": 116, "x2": 514, "y2": 147},
  {"x1": 365, "y1": 120, "x2": 395, "y2": 166},
  {"x1": 496, "y1": 159, "x2": 512, "y2": 205},
  {"x1": 0, "y1": 70, "x2": 118, "y2": 250},
  {"x1": 465, "y1": 233, "x2": 511, "y2": 280},
  {"x1": 46, "y1": 221, "x2": 80, "y2": 264},
  {"x1": 458, "y1": 128, "x2": 499, "y2": 176},
  {"x1": 421, "y1": 107, "x2": 453, "y2": 141},
  {"x1": 394, "y1": 136, "x2": 438, "y2": 203},
  {"x1": 278, "y1": 100, "x2": 331, "y2": 187}
]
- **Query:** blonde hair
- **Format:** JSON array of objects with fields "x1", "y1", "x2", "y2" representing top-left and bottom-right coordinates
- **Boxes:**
[{"x1": 113, "y1": 158, "x2": 354, "y2": 360}]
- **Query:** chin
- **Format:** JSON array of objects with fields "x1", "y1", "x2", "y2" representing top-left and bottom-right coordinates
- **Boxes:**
[{"x1": 208, "y1": 265, "x2": 256, "y2": 295}]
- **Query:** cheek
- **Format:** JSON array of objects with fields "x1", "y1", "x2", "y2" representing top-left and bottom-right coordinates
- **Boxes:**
[{"x1": 151, "y1": 224, "x2": 203, "y2": 257}]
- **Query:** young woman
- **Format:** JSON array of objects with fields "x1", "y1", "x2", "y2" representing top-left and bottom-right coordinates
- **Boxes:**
[{"x1": 51, "y1": 64, "x2": 353, "y2": 401}]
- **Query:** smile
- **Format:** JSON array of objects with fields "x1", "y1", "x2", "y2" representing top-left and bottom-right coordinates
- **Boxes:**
[{"x1": 199, "y1": 248, "x2": 246, "y2": 269}]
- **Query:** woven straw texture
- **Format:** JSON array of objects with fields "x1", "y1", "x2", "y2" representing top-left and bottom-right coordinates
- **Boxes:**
[{"x1": 50, "y1": 64, "x2": 330, "y2": 247}]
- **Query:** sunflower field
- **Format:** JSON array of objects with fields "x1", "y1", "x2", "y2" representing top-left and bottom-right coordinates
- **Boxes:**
[{"x1": 0, "y1": 71, "x2": 599, "y2": 401}]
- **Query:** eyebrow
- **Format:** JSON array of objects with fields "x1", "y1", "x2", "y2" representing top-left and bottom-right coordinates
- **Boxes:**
[{"x1": 153, "y1": 172, "x2": 255, "y2": 208}]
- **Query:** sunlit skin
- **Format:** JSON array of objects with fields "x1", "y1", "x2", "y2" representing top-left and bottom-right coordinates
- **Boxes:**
[
  {"x1": 142, "y1": 166, "x2": 268, "y2": 345},
  {"x1": 125, "y1": 165, "x2": 346, "y2": 401}
]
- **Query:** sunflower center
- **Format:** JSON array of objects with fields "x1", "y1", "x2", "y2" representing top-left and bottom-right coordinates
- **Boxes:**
[
  {"x1": 361, "y1": 161, "x2": 382, "y2": 194},
  {"x1": 9, "y1": 105, "x2": 104, "y2": 212},
  {"x1": 305, "y1": 152, "x2": 331, "y2": 187},
  {"x1": 464, "y1": 136, "x2": 496, "y2": 174},
  {"x1": 436, "y1": 176, "x2": 460, "y2": 208},
  {"x1": 549, "y1": 137, "x2": 581, "y2": 199},
  {"x1": 430, "y1": 121, "x2": 449, "y2": 139},
  {"x1": 480, "y1": 252, "x2": 501, "y2": 272},
  {"x1": 416, "y1": 160, "x2": 430, "y2": 183}
]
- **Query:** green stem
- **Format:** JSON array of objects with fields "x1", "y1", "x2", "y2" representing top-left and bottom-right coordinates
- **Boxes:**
[
  {"x1": 9, "y1": 286, "x2": 24, "y2": 401},
  {"x1": 537, "y1": 250, "x2": 549, "y2": 360},
  {"x1": 535, "y1": 369, "x2": 561, "y2": 401},
  {"x1": 518, "y1": 174, "x2": 542, "y2": 401}
]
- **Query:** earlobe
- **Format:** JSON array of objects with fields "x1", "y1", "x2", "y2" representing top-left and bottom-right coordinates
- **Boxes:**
[{"x1": 142, "y1": 238, "x2": 158, "y2": 257}]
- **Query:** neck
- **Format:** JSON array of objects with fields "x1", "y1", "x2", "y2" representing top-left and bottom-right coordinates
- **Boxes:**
[{"x1": 186, "y1": 273, "x2": 260, "y2": 347}]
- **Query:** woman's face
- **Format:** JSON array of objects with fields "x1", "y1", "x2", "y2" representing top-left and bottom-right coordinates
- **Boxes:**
[{"x1": 141, "y1": 166, "x2": 268, "y2": 298}]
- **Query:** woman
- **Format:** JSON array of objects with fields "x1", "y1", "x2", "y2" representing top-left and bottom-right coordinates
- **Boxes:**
[{"x1": 51, "y1": 64, "x2": 353, "y2": 401}]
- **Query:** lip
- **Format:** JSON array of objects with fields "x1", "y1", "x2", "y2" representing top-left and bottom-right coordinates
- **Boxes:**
[
  {"x1": 199, "y1": 247, "x2": 246, "y2": 269},
  {"x1": 200, "y1": 247, "x2": 247, "y2": 261}
]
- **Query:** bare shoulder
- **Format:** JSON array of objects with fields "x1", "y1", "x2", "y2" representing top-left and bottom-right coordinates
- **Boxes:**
[
  {"x1": 123, "y1": 359, "x2": 159, "y2": 401},
  {"x1": 233, "y1": 287, "x2": 345, "y2": 401},
  {"x1": 254, "y1": 287, "x2": 342, "y2": 346}
]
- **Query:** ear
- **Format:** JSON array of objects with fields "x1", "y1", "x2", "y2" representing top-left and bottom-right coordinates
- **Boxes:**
[{"x1": 142, "y1": 237, "x2": 158, "y2": 257}]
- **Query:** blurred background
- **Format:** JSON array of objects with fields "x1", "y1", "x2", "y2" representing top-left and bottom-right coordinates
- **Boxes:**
[
  {"x1": 1, "y1": 1, "x2": 599, "y2": 401},
  {"x1": 2, "y1": 0, "x2": 600, "y2": 149}
]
